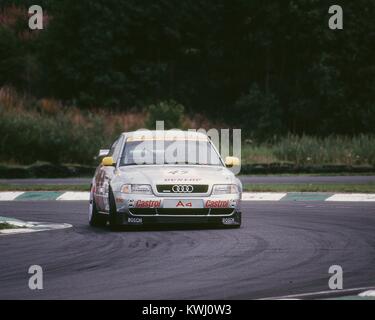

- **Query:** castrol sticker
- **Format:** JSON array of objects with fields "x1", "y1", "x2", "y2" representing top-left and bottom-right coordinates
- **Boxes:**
[{"x1": 135, "y1": 200, "x2": 161, "y2": 208}]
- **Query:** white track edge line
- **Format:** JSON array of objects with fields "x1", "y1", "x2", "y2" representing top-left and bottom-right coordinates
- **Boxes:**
[{"x1": 258, "y1": 286, "x2": 375, "y2": 300}]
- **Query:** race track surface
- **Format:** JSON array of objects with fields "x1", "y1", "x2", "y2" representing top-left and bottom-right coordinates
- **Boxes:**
[{"x1": 0, "y1": 201, "x2": 374, "y2": 299}]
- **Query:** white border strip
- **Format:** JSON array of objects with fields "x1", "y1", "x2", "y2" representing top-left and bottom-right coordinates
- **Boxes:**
[
  {"x1": 1, "y1": 191, "x2": 375, "y2": 202},
  {"x1": 326, "y1": 193, "x2": 375, "y2": 202},
  {"x1": 259, "y1": 286, "x2": 375, "y2": 300},
  {"x1": 0, "y1": 221, "x2": 72, "y2": 236},
  {"x1": 358, "y1": 290, "x2": 375, "y2": 297},
  {"x1": 0, "y1": 192, "x2": 24, "y2": 201},
  {"x1": 242, "y1": 192, "x2": 287, "y2": 201}
]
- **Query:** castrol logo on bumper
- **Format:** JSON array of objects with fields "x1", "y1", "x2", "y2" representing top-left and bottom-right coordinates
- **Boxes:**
[
  {"x1": 135, "y1": 200, "x2": 161, "y2": 208},
  {"x1": 205, "y1": 200, "x2": 229, "y2": 208}
]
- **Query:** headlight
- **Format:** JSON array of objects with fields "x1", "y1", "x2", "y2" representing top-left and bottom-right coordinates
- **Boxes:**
[
  {"x1": 212, "y1": 184, "x2": 239, "y2": 195},
  {"x1": 120, "y1": 184, "x2": 152, "y2": 194}
]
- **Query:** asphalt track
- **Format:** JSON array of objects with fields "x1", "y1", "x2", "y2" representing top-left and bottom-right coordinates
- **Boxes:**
[
  {"x1": 1, "y1": 200, "x2": 375, "y2": 299},
  {"x1": 1, "y1": 175, "x2": 375, "y2": 185}
]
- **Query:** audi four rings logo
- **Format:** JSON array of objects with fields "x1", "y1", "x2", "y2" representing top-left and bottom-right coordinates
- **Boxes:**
[{"x1": 172, "y1": 185, "x2": 194, "y2": 193}]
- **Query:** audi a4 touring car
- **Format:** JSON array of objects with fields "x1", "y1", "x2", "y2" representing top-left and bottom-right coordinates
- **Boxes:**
[{"x1": 89, "y1": 130, "x2": 242, "y2": 229}]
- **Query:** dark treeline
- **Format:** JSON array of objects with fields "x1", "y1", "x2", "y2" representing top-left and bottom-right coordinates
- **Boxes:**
[{"x1": 1, "y1": 0, "x2": 374, "y2": 139}]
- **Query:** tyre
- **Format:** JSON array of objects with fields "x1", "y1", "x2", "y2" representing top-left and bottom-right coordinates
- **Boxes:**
[
  {"x1": 108, "y1": 188, "x2": 120, "y2": 231},
  {"x1": 89, "y1": 192, "x2": 107, "y2": 227}
]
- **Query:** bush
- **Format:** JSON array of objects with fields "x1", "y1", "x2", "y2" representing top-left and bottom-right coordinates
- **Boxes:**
[
  {"x1": 234, "y1": 84, "x2": 284, "y2": 140},
  {"x1": 0, "y1": 88, "x2": 145, "y2": 165},
  {"x1": 0, "y1": 26, "x2": 24, "y2": 87},
  {"x1": 145, "y1": 100, "x2": 185, "y2": 130},
  {"x1": 0, "y1": 108, "x2": 106, "y2": 164}
]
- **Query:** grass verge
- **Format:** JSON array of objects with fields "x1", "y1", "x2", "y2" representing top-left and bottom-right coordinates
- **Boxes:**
[
  {"x1": 0, "y1": 222, "x2": 21, "y2": 230},
  {"x1": 1, "y1": 183, "x2": 375, "y2": 193},
  {"x1": 239, "y1": 172, "x2": 375, "y2": 177},
  {"x1": 243, "y1": 183, "x2": 375, "y2": 193},
  {"x1": 0, "y1": 184, "x2": 90, "y2": 192}
]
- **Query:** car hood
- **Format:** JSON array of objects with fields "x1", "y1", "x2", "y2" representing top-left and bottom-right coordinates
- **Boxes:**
[{"x1": 113, "y1": 165, "x2": 237, "y2": 186}]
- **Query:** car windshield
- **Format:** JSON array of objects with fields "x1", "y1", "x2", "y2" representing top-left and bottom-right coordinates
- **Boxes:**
[{"x1": 119, "y1": 139, "x2": 223, "y2": 166}]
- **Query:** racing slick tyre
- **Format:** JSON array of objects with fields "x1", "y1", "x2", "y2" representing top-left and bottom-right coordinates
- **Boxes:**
[
  {"x1": 89, "y1": 193, "x2": 107, "y2": 227},
  {"x1": 108, "y1": 188, "x2": 120, "y2": 231}
]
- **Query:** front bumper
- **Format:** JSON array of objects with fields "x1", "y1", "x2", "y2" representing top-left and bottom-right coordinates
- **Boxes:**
[{"x1": 112, "y1": 192, "x2": 242, "y2": 226}]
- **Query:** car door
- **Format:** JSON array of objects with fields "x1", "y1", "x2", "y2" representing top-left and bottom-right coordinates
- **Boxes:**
[{"x1": 95, "y1": 137, "x2": 123, "y2": 212}]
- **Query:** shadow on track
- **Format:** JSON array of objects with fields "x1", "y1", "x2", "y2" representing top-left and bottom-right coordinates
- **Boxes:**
[{"x1": 88, "y1": 223, "x2": 240, "y2": 233}]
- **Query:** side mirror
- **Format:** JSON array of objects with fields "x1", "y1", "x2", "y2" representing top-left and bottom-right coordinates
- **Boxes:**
[
  {"x1": 225, "y1": 156, "x2": 240, "y2": 167},
  {"x1": 98, "y1": 149, "x2": 110, "y2": 157},
  {"x1": 101, "y1": 156, "x2": 115, "y2": 167}
]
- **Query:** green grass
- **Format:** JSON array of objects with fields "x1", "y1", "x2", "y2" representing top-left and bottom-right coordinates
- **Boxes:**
[
  {"x1": 0, "y1": 222, "x2": 20, "y2": 230},
  {"x1": 241, "y1": 145, "x2": 279, "y2": 164},
  {"x1": 244, "y1": 183, "x2": 375, "y2": 193},
  {"x1": 238, "y1": 172, "x2": 375, "y2": 177},
  {"x1": 0, "y1": 184, "x2": 90, "y2": 192},
  {"x1": 242, "y1": 135, "x2": 375, "y2": 166},
  {"x1": 2, "y1": 88, "x2": 375, "y2": 168}
]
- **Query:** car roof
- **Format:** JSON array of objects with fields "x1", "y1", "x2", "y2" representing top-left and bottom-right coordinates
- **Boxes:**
[{"x1": 122, "y1": 130, "x2": 209, "y2": 141}]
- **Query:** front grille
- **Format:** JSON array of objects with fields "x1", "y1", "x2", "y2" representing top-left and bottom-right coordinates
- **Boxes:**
[{"x1": 156, "y1": 184, "x2": 209, "y2": 194}]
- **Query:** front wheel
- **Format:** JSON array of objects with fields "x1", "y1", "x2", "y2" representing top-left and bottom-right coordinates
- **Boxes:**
[
  {"x1": 89, "y1": 192, "x2": 107, "y2": 227},
  {"x1": 108, "y1": 188, "x2": 120, "y2": 231}
]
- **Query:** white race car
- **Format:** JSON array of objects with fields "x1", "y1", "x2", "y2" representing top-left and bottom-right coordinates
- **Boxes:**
[{"x1": 89, "y1": 130, "x2": 242, "y2": 229}]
